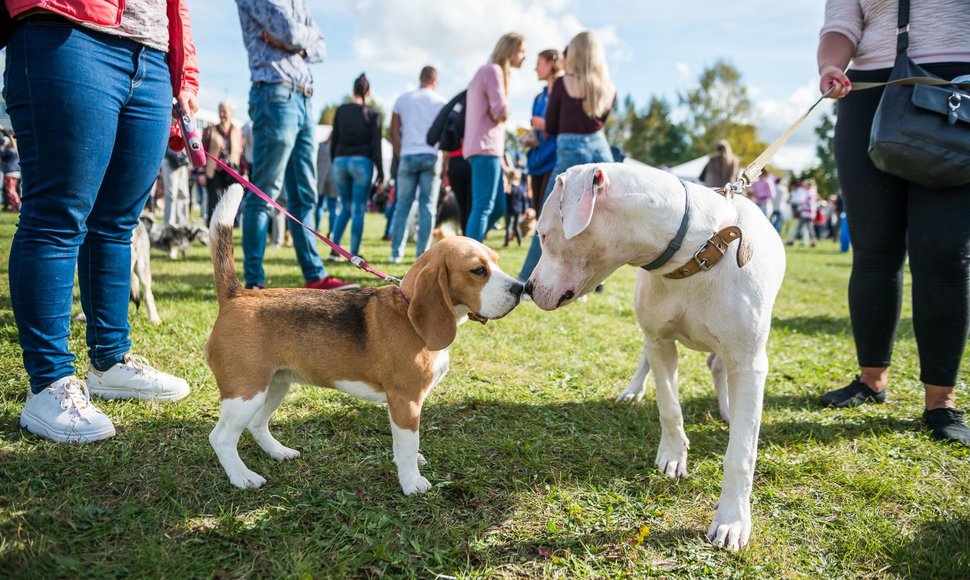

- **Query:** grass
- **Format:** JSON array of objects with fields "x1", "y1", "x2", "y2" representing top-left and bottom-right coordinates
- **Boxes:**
[{"x1": 0, "y1": 210, "x2": 968, "y2": 578}]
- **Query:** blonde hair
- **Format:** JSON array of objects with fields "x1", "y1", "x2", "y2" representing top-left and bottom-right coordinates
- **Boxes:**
[
  {"x1": 565, "y1": 31, "x2": 614, "y2": 118},
  {"x1": 490, "y1": 32, "x2": 525, "y2": 96}
]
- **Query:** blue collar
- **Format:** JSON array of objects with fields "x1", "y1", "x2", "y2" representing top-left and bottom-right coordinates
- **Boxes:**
[{"x1": 641, "y1": 179, "x2": 691, "y2": 272}]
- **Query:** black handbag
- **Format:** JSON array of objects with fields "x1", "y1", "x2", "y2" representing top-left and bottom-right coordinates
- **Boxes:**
[{"x1": 868, "y1": 0, "x2": 970, "y2": 189}]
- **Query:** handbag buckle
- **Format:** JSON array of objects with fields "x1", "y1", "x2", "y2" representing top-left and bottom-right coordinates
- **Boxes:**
[{"x1": 949, "y1": 92, "x2": 962, "y2": 125}]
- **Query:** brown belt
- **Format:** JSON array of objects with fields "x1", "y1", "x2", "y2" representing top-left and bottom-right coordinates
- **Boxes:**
[{"x1": 255, "y1": 81, "x2": 313, "y2": 98}]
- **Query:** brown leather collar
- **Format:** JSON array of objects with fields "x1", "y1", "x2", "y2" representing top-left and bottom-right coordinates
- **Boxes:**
[{"x1": 664, "y1": 226, "x2": 744, "y2": 279}]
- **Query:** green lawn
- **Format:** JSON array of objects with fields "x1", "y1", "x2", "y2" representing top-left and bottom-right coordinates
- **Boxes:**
[{"x1": 0, "y1": 211, "x2": 967, "y2": 578}]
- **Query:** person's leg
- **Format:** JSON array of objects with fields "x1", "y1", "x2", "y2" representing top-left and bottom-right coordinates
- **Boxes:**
[
  {"x1": 243, "y1": 84, "x2": 299, "y2": 287},
  {"x1": 80, "y1": 45, "x2": 172, "y2": 373},
  {"x1": 465, "y1": 155, "x2": 501, "y2": 241},
  {"x1": 162, "y1": 164, "x2": 175, "y2": 225},
  {"x1": 348, "y1": 157, "x2": 373, "y2": 256},
  {"x1": 281, "y1": 99, "x2": 326, "y2": 282},
  {"x1": 820, "y1": 73, "x2": 908, "y2": 407},
  {"x1": 173, "y1": 165, "x2": 191, "y2": 226},
  {"x1": 414, "y1": 155, "x2": 441, "y2": 258},
  {"x1": 330, "y1": 157, "x2": 354, "y2": 248},
  {"x1": 448, "y1": 156, "x2": 472, "y2": 234},
  {"x1": 907, "y1": 181, "x2": 970, "y2": 397},
  {"x1": 327, "y1": 196, "x2": 338, "y2": 236},
  {"x1": 6, "y1": 23, "x2": 130, "y2": 392},
  {"x1": 486, "y1": 178, "x2": 506, "y2": 236},
  {"x1": 390, "y1": 155, "x2": 419, "y2": 261},
  {"x1": 205, "y1": 178, "x2": 221, "y2": 227}
]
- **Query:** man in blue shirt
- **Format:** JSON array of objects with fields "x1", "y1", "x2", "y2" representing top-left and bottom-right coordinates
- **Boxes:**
[{"x1": 235, "y1": 0, "x2": 357, "y2": 290}]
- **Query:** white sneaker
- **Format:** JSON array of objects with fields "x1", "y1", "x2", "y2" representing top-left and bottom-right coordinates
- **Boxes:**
[
  {"x1": 20, "y1": 376, "x2": 116, "y2": 443},
  {"x1": 87, "y1": 353, "x2": 190, "y2": 402}
]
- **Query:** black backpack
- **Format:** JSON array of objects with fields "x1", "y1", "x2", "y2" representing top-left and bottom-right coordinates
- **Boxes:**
[{"x1": 426, "y1": 90, "x2": 467, "y2": 153}]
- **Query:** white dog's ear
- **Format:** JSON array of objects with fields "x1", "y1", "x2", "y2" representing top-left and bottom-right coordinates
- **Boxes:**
[{"x1": 561, "y1": 166, "x2": 609, "y2": 240}]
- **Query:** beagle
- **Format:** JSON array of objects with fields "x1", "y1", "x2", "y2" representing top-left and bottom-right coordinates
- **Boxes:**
[{"x1": 205, "y1": 185, "x2": 524, "y2": 494}]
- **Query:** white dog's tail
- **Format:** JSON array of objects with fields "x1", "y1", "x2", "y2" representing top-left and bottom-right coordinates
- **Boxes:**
[{"x1": 209, "y1": 184, "x2": 244, "y2": 303}]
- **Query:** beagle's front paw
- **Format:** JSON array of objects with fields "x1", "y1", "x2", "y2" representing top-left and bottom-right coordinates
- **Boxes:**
[{"x1": 399, "y1": 473, "x2": 432, "y2": 496}]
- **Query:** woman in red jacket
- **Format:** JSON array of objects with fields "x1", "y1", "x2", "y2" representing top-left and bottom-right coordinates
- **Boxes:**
[{"x1": 5, "y1": 0, "x2": 201, "y2": 443}]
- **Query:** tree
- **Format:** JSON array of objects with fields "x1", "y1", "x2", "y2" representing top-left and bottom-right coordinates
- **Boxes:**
[
  {"x1": 812, "y1": 106, "x2": 838, "y2": 195},
  {"x1": 606, "y1": 95, "x2": 692, "y2": 168},
  {"x1": 792, "y1": 105, "x2": 838, "y2": 196},
  {"x1": 680, "y1": 60, "x2": 766, "y2": 163}
]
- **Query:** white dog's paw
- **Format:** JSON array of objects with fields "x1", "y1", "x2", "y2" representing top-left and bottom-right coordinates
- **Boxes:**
[
  {"x1": 416, "y1": 452, "x2": 428, "y2": 466},
  {"x1": 149, "y1": 314, "x2": 162, "y2": 325},
  {"x1": 399, "y1": 474, "x2": 432, "y2": 496},
  {"x1": 615, "y1": 381, "x2": 646, "y2": 403},
  {"x1": 707, "y1": 511, "x2": 751, "y2": 551},
  {"x1": 228, "y1": 468, "x2": 267, "y2": 489},
  {"x1": 655, "y1": 437, "x2": 689, "y2": 479},
  {"x1": 267, "y1": 445, "x2": 300, "y2": 461}
]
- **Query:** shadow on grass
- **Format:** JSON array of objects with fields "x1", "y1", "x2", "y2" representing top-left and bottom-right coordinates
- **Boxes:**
[
  {"x1": 772, "y1": 314, "x2": 915, "y2": 340},
  {"x1": 0, "y1": 389, "x2": 944, "y2": 576},
  {"x1": 890, "y1": 514, "x2": 970, "y2": 578}
]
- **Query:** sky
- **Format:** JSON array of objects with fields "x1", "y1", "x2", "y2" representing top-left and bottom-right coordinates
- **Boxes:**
[{"x1": 189, "y1": 0, "x2": 834, "y2": 172}]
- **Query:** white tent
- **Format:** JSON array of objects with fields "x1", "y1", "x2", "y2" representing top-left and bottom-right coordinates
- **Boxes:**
[{"x1": 668, "y1": 155, "x2": 708, "y2": 182}]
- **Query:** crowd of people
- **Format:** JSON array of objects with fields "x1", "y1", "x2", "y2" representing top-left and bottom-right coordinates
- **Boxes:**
[{"x1": 3, "y1": 0, "x2": 968, "y2": 449}]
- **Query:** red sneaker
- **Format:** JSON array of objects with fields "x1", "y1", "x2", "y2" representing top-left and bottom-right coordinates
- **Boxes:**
[{"x1": 304, "y1": 276, "x2": 360, "y2": 291}]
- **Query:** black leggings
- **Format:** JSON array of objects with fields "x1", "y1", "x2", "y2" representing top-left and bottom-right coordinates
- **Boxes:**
[{"x1": 836, "y1": 63, "x2": 970, "y2": 386}]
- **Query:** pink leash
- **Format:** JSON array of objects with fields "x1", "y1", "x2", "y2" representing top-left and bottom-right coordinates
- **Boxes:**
[{"x1": 206, "y1": 153, "x2": 402, "y2": 285}]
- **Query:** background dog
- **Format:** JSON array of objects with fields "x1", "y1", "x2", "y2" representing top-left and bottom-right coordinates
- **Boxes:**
[
  {"x1": 146, "y1": 215, "x2": 209, "y2": 260},
  {"x1": 432, "y1": 187, "x2": 462, "y2": 245},
  {"x1": 526, "y1": 163, "x2": 785, "y2": 551},
  {"x1": 205, "y1": 185, "x2": 524, "y2": 493}
]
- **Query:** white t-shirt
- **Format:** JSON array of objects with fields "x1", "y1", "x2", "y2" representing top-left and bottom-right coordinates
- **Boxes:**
[{"x1": 393, "y1": 87, "x2": 447, "y2": 157}]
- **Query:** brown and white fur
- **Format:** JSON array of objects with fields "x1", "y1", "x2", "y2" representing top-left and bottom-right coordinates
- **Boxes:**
[
  {"x1": 526, "y1": 163, "x2": 785, "y2": 551},
  {"x1": 205, "y1": 185, "x2": 524, "y2": 493}
]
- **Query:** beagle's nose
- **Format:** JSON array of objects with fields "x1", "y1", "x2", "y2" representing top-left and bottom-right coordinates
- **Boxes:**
[
  {"x1": 523, "y1": 280, "x2": 535, "y2": 296},
  {"x1": 510, "y1": 282, "x2": 524, "y2": 298}
]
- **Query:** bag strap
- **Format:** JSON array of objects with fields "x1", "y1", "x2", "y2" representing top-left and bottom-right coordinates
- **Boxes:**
[{"x1": 897, "y1": 0, "x2": 910, "y2": 55}]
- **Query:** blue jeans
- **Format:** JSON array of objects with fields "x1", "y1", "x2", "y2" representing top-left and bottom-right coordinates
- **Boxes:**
[
  {"x1": 243, "y1": 83, "x2": 326, "y2": 286},
  {"x1": 465, "y1": 155, "x2": 503, "y2": 241},
  {"x1": 519, "y1": 132, "x2": 614, "y2": 280},
  {"x1": 390, "y1": 154, "x2": 441, "y2": 260},
  {"x1": 5, "y1": 23, "x2": 171, "y2": 392},
  {"x1": 331, "y1": 156, "x2": 374, "y2": 256}
]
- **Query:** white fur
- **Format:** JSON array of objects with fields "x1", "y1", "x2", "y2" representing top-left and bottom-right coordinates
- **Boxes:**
[
  {"x1": 210, "y1": 184, "x2": 244, "y2": 228},
  {"x1": 478, "y1": 263, "x2": 522, "y2": 319},
  {"x1": 529, "y1": 163, "x2": 786, "y2": 551},
  {"x1": 334, "y1": 380, "x2": 387, "y2": 403},
  {"x1": 210, "y1": 393, "x2": 270, "y2": 489},
  {"x1": 430, "y1": 350, "x2": 450, "y2": 390},
  {"x1": 390, "y1": 419, "x2": 431, "y2": 495}
]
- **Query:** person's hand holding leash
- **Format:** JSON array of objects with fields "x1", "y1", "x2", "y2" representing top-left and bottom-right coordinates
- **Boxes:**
[{"x1": 820, "y1": 65, "x2": 851, "y2": 98}]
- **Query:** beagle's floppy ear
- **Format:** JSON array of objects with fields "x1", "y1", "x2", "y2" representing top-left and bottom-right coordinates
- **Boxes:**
[
  {"x1": 404, "y1": 258, "x2": 457, "y2": 351},
  {"x1": 560, "y1": 166, "x2": 609, "y2": 240}
]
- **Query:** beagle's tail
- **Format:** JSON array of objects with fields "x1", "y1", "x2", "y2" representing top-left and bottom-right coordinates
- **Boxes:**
[{"x1": 209, "y1": 184, "x2": 244, "y2": 303}]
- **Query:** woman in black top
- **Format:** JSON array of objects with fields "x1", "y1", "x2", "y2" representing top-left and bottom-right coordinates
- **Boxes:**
[{"x1": 330, "y1": 74, "x2": 384, "y2": 257}]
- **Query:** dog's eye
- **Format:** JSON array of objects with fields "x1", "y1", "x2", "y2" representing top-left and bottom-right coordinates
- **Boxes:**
[{"x1": 470, "y1": 266, "x2": 487, "y2": 276}]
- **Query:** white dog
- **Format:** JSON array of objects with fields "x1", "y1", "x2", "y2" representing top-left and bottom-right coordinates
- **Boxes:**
[{"x1": 525, "y1": 163, "x2": 785, "y2": 551}]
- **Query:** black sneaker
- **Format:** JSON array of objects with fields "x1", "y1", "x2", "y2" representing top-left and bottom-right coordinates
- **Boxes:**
[
  {"x1": 923, "y1": 408, "x2": 970, "y2": 446},
  {"x1": 820, "y1": 376, "x2": 887, "y2": 408}
]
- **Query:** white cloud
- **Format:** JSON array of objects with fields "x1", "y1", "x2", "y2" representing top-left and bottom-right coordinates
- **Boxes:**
[
  {"x1": 346, "y1": 0, "x2": 623, "y2": 107},
  {"x1": 675, "y1": 62, "x2": 690, "y2": 78},
  {"x1": 753, "y1": 79, "x2": 834, "y2": 172}
]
